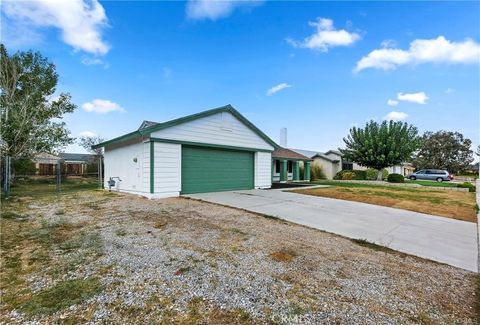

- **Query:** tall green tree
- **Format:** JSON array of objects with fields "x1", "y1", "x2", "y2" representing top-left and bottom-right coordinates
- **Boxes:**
[
  {"x1": 413, "y1": 131, "x2": 474, "y2": 174},
  {"x1": 340, "y1": 120, "x2": 420, "y2": 179},
  {"x1": 0, "y1": 44, "x2": 76, "y2": 158}
]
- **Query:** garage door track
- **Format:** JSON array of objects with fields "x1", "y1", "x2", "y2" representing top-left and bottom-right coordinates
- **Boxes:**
[{"x1": 186, "y1": 188, "x2": 478, "y2": 272}]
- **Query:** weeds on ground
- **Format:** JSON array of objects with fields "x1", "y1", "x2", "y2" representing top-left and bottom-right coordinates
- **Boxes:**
[
  {"x1": 19, "y1": 278, "x2": 102, "y2": 316},
  {"x1": 352, "y1": 239, "x2": 401, "y2": 256},
  {"x1": 270, "y1": 249, "x2": 297, "y2": 262}
]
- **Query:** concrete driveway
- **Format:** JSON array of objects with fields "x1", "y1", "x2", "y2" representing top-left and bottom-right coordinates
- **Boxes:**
[{"x1": 186, "y1": 188, "x2": 478, "y2": 272}]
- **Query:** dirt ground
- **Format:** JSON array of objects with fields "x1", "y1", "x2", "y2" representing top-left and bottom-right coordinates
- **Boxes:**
[
  {"x1": 296, "y1": 184, "x2": 477, "y2": 222},
  {"x1": 1, "y1": 189, "x2": 478, "y2": 324}
]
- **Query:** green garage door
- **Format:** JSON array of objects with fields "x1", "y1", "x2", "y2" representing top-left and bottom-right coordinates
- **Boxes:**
[{"x1": 181, "y1": 146, "x2": 254, "y2": 194}]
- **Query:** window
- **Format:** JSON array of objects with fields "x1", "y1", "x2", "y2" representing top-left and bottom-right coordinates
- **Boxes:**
[
  {"x1": 274, "y1": 160, "x2": 280, "y2": 173},
  {"x1": 287, "y1": 161, "x2": 293, "y2": 173},
  {"x1": 342, "y1": 162, "x2": 353, "y2": 170}
]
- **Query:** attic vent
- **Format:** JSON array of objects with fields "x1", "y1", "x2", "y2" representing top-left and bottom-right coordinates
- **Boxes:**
[{"x1": 138, "y1": 120, "x2": 159, "y2": 130}]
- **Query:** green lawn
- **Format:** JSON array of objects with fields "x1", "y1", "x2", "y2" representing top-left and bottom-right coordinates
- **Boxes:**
[
  {"x1": 310, "y1": 179, "x2": 468, "y2": 189},
  {"x1": 404, "y1": 180, "x2": 460, "y2": 187}
]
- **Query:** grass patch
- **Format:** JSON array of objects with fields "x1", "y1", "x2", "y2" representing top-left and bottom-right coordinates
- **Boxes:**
[
  {"x1": 153, "y1": 221, "x2": 168, "y2": 229},
  {"x1": 19, "y1": 278, "x2": 102, "y2": 316},
  {"x1": 1, "y1": 211, "x2": 28, "y2": 220},
  {"x1": 352, "y1": 239, "x2": 393, "y2": 253},
  {"x1": 175, "y1": 266, "x2": 191, "y2": 275},
  {"x1": 115, "y1": 228, "x2": 127, "y2": 236},
  {"x1": 270, "y1": 248, "x2": 297, "y2": 262},
  {"x1": 296, "y1": 184, "x2": 477, "y2": 222},
  {"x1": 405, "y1": 180, "x2": 460, "y2": 188}
]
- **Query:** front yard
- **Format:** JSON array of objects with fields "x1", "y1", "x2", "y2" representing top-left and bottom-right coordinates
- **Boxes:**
[
  {"x1": 299, "y1": 181, "x2": 477, "y2": 222},
  {"x1": 1, "y1": 184, "x2": 478, "y2": 323}
]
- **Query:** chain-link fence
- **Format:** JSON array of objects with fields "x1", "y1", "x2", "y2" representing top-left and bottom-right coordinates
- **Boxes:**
[{"x1": 1, "y1": 155, "x2": 103, "y2": 198}]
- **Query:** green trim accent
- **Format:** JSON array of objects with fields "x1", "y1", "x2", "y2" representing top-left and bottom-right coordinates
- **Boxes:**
[
  {"x1": 280, "y1": 160, "x2": 287, "y2": 182},
  {"x1": 150, "y1": 137, "x2": 272, "y2": 152},
  {"x1": 293, "y1": 161, "x2": 300, "y2": 181},
  {"x1": 150, "y1": 141, "x2": 154, "y2": 194},
  {"x1": 91, "y1": 130, "x2": 141, "y2": 149},
  {"x1": 304, "y1": 161, "x2": 311, "y2": 181},
  {"x1": 92, "y1": 105, "x2": 279, "y2": 150}
]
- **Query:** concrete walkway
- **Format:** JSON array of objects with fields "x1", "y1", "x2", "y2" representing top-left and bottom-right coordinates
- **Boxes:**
[{"x1": 186, "y1": 189, "x2": 478, "y2": 272}]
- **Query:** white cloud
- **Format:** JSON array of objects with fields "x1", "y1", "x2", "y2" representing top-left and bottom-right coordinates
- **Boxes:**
[
  {"x1": 355, "y1": 36, "x2": 480, "y2": 72},
  {"x1": 186, "y1": 0, "x2": 262, "y2": 20},
  {"x1": 397, "y1": 92, "x2": 429, "y2": 104},
  {"x1": 445, "y1": 88, "x2": 455, "y2": 94},
  {"x1": 287, "y1": 17, "x2": 361, "y2": 52},
  {"x1": 384, "y1": 111, "x2": 408, "y2": 121},
  {"x1": 387, "y1": 99, "x2": 399, "y2": 106},
  {"x1": 267, "y1": 83, "x2": 292, "y2": 96},
  {"x1": 381, "y1": 39, "x2": 397, "y2": 48},
  {"x1": 81, "y1": 57, "x2": 109, "y2": 69},
  {"x1": 2, "y1": 0, "x2": 110, "y2": 55},
  {"x1": 82, "y1": 99, "x2": 125, "y2": 114},
  {"x1": 79, "y1": 131, "x2": 98, "y2": 138}
]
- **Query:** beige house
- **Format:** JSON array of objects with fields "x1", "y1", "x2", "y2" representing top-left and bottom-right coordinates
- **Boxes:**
[{"x1": 291, "y1": 148, "x2": 412, "y2": 179}]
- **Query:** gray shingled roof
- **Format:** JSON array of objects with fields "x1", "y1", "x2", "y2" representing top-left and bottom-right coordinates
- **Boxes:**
[
  {"x1": 289, "y1": 148, "x2": 341, "y2": 163},
  {"x1": 60, "y1": 153, "x2": 96, "y2": 162}
]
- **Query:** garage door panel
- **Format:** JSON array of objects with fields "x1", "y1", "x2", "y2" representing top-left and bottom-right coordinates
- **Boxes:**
[{"x1": 181, "y1": 146, "x2": 254, "y2": 194}]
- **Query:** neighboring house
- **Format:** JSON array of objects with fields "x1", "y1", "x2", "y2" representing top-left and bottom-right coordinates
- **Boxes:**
[
  {"x1": 92, "y1": 105, "x2": 280, "y2": 198},
  {"x1": 271, "y1": 148, "x2": 312, "y2": 182},
  {"x1": 291, "y1": 148, "x2": 413, "y2": 179},
  {"x1": 34, "y1": 153, "x2": 62, "y2": 175},
  {"x1": 59, "y1": 153, "x2": 97, "y2": 175},
  {"x1": 33, "y1": 152, "x2": 96, "y2": 175},
  {"x1": 291, "y1": 149, "x2": 365, "y2": 179},
  {"x1": 386, "y1": 163, "x2": 415, "y2": 176}
]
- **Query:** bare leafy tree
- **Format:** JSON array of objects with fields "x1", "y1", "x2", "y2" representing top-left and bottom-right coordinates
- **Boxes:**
[
  {"x1": 0, "y1": 44, "x2": 76, "y2": 158},
  {"x1": 78, "y1": 136, "x2": 105, "y2": 156}
]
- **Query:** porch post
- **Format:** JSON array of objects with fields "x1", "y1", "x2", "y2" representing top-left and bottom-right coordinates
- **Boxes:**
[
  {"x1": 271, "y1": 159, "x2": 275, "y2": 182},
  {"x1": 293, "y1": 161, "x2": 300, "y2": 181},
  {"x1": 304, "y1": 161, "x2": 311, "y2": 181},
  {"x1": 280, "y1": 160, "x2": 287, "y2": 182}
]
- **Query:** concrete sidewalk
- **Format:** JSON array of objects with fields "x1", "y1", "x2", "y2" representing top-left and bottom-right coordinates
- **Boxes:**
[{"x1": 187, "y1": 189, "x2": 478, "y2": 272}]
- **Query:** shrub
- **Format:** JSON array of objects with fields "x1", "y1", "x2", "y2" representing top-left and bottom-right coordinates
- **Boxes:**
[
  {"x1": 382, "y1": 169, "x2": 389, "y2": 180},
  {"x1": 334, "y1": 170, "x2": 366, "y2": 180},
  {"x1": 366, "y1": 168, "x2": 377, "y2": 180},
  {"x1": 458, "y1": 182, "x2": 476, "y2": 192},
  {"x1": 310, "y1": 164, "x2": 326, "y2": 180},
  {"x1": 341, "y1": 171, "x2": 356, "y2": 180},
  {"x1": 387, "y1": 173, "x2": 405, "y2": 183}
]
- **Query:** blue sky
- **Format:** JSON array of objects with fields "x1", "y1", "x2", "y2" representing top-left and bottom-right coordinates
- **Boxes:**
[{"x1": 2, "y1": 1, "x2": 479, "y2": 155}]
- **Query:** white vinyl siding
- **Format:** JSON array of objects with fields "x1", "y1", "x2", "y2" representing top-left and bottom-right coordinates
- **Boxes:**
[
  {"x1": 104, "y1": 141, "x2": 145, "y2": 193},
  {"x1": 152, "y1": 142, "x2": 181, "y2": 196},
  {"x1": 254, "y1": 152, "x2": 271, "y2": 188},
  {"x1": 150, "y1": 111, "x2": 274, "y2": 151}
]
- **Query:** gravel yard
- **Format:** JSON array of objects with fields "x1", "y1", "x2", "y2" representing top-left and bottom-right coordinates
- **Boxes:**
[{"x1": 1, "y1": 190, "x2": 478, "y2": 323}]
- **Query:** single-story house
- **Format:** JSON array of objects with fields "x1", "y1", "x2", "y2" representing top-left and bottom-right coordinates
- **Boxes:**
[
  {"x1": 34, "y1": 153, "x2": 62, "y2": 175},
  {"x1": 291, "y1": 149, "x2": 365, "y2": 179},
  {"x1": 271, "y1": 147, "x2": 312, "y2": 182},
  {"x1": 60, "y1": 153, "x2": 97, "y2": 174},
  {"x1": 291, "y1": 148, "x2": 413, "y2": 179},
  {"x1": 386, "y1": 163, "x2": 415, "y2": 176},
  {"x1": 33, "y1": 152, "x2": 96, "y2": 175},
  {"x1": 93, "y1": 105, "x2": 304, "y2": 198}
]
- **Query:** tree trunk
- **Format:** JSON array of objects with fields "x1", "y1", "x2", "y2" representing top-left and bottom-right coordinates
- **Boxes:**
[{"x1": 376, "y1": 169, "x2": 383, "y2": 181}]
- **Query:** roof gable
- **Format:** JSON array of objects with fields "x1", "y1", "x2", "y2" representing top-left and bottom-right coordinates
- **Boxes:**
[{"x1": 93, "y1": 105, "x2": 278, "y2": 150}]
